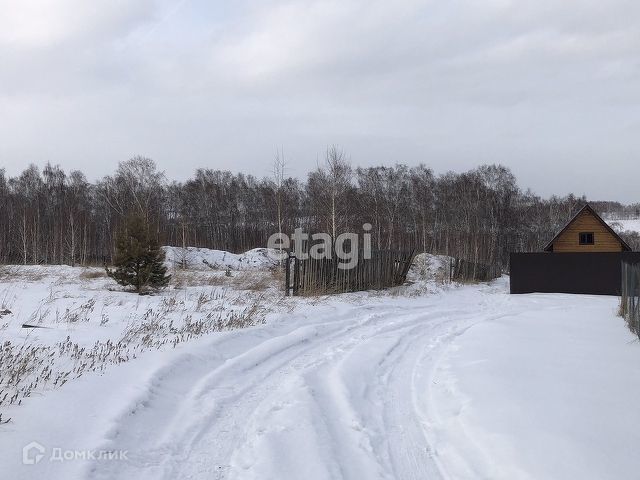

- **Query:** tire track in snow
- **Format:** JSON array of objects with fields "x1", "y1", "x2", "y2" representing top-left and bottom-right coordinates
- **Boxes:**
[
  {"x1": 87, "y1": 285, "x2": 523, "y2": 480},
  {"x1": 88, "y1": 307, "x2": 425, "y2": 479}
]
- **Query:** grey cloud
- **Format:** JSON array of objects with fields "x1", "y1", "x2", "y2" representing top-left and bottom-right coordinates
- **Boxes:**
[{"x1": 0, "y1": 0, "x2": 639, "y2": 201}]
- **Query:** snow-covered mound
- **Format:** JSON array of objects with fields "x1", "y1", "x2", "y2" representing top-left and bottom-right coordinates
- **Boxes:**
[
  {"x1": 407, "y1": 253, "x2": 453, "y2": 284},
  {"x1": 163, "y1": 246, "x2": 279, "y2": 271}
]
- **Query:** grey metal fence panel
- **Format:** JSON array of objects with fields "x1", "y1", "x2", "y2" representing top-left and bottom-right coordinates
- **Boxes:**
[{"x1": 510, "y1": 252, "x2": 640, "y2": 296}]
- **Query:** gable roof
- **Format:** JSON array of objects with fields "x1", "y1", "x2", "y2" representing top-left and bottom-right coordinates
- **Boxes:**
[{"x1": 543, "y1": 203, "x2": 632, "y2": 252}]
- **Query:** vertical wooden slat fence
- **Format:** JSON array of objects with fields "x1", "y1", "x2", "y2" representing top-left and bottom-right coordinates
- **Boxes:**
[
  {"x1": 285, "y1": 249, "x2": 415, "y2": 296},
  {"x1": 621, "y1": 261, "x2": 640, "y2": 339},
  {"x1": 450, "y1": 258, "x2": 502, "y2": 283}
]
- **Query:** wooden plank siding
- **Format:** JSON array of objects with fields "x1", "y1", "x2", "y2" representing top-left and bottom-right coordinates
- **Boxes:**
[{"x1": 550, "y1": 210, "x2": 624, "y2": 252}]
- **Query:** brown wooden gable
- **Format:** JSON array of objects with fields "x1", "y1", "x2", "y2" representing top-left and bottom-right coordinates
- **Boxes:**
[{"x1": 543, "y1": 204, "x2": 631, "y2": 253}]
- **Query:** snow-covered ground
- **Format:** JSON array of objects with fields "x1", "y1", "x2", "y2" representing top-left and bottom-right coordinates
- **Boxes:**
[
  {"x1": 1, "y1": 253, "x2": 640, "y2": 479},
  {"x1": 0, "y1": 257, "x2": 284, "y2": 423},
  {"x1": 607, "y1": 217, "x2": 640, "y2": 235}
]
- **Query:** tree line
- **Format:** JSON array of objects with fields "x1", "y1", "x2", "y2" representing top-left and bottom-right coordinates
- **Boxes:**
[{"x1": 0, "y1": 148, "x2": 621, "y2": 271}]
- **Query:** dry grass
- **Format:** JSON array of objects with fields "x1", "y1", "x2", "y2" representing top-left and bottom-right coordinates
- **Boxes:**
[
  {"x1": 172, "y1": 270, "x2": 228, "y2": 288},
  {"x1": 0, "y1": 266, "x2": 46, "y2": 282},
  {"x1": 230, "y1": 271, "x2": 274, "y2": 291},
  {"x1": 620, "y1": 299, "x2": 639, "y2": 337},
  {"x1": 79, "y1": 268, "x2": 106, "y2": 280},
  {"x1": 172, "y1": 269, "x2": 279, "y2": 293},
  {"x1": 0, "y1": 265, "x2": 286, "y2": 422},
  {"x1": 0, "y1": 291, "x2": 270, "y2": 417},
  {"x1": 0, "y1": 266, "x2": 17, "y2": 280}
]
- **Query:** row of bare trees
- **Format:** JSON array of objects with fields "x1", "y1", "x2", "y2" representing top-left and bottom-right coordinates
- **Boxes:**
[{"x1": 0, "y1": 149, "x2": 596, "y2": 270}]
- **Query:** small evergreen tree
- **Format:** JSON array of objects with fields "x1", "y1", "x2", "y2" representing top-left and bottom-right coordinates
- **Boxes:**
[{"x1": 106, "y1": 214, "x2": 170, "y2": 293}]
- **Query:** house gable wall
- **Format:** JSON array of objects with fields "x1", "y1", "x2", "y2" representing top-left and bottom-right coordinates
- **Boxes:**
[{"x1": 551, "y1": 210, "x2": 623, "y2": 252}]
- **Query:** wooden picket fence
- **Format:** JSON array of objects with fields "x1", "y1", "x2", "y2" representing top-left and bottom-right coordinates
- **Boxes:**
[
  {"x1": 285, "y1": 249, "x2": 415, "y2": 296},
  {"x1": 621, "y1": 261, "x2": 640, "y2": 339},
  {"x1": 450, "y1": 258, "x2": 502, "y2": 283}
]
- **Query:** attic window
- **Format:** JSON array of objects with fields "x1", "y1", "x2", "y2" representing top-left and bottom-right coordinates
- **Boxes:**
[{"x1": 579, "y1": 232, "x2": 594, "y2": 245}]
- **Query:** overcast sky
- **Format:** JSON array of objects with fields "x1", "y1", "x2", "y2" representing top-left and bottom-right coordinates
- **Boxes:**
[{"x1": 1, "y1": 0, "x2": 639, "y2": 201}]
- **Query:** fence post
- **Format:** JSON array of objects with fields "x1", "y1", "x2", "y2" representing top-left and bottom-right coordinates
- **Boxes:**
[
  {"x1": 293, "y1": 255, "x2": 300, "y2": 296},
  {"x1": 633, "y1": 263, "x2": 640, "y2": 337},
  {"x1": 449, "y1": 257, "x2": 453, "y2": 283},
  {"x1": 285, "y1": 253, "x2": 291, "y2": 296}
]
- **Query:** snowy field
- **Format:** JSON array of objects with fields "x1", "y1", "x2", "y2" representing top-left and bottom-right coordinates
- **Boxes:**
[
  {"x1": 1, "y1": 252, "x2": 640, "y2": 479},
  {"x1": 606, "y1": 217, "x2": 640, "y2": 234}
]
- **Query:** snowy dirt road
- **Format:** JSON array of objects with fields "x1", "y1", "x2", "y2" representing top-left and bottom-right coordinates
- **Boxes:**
[
  {"x1": 3, "y1": 279, "x2": 639, "y2": 480},
  {"x1": 88, "y1": 283, "x2": 513, "y2": 480}
]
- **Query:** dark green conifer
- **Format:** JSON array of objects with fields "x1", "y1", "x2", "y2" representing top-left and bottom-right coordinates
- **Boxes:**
[{"x1": 106, "y1": 214, "x2": 170, "y2": 294}]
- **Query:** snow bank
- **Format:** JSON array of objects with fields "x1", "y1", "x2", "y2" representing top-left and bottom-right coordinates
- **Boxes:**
[
  {"x1": 164, "y1": 247, "x2": 451, "y2": 283},
  {"x1": 163, "y1": 246, "x2": 279, "y2": 271},
  {"x1": 431, "y1": 292, "x2": 640, "y2": 479},
  {"x1": 607, "y1": 218, "x2": 640, "y2": 235},
  {"x1": 408, "y1": 253, "x2": 452, "y2": 283}
]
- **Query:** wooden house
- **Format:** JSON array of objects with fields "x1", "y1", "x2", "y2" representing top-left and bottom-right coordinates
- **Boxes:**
[
  {"x1": 543, "y1": 204, "x2": 631, "y2": 253},
  {"x1": 510, "y1": 204, "x2": 638, "y2": 295}
]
